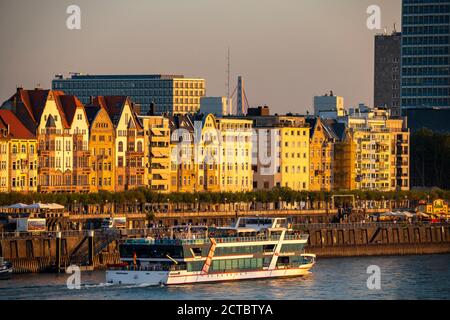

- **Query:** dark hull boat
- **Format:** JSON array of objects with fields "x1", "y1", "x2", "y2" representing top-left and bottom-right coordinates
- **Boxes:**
[{"x1": 0, "y1": 258, "x2": 13, "y2": 280}]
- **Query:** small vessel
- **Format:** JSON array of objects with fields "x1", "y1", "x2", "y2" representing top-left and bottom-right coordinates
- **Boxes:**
[
  {"x1": 0, "y1": 257, "x2": 13, "y2": 280},
  {"x1": 106, "y1": 217, "x2": 316, "y2": 286}
]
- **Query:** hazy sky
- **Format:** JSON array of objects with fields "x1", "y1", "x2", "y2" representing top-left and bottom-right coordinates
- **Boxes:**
[{"x1": 0, "y1": 0, "x2": 401, "y2": 114}]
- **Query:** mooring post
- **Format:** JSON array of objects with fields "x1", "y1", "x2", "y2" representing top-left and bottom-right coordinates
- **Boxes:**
[
  {"x1": 56, "y1": 232, "x2": 62, "y2": 273},
  {"x1": 88, "y1": 230, "x2": 94, "y2": 266}
]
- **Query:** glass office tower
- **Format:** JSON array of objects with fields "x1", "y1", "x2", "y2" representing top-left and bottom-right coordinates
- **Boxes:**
[
  {"x1": 401, "y1": 0, "x2": 450, "y2": 110},
  {"x1": 52, "y1": 74, "x2": 206, "y2": 115}
]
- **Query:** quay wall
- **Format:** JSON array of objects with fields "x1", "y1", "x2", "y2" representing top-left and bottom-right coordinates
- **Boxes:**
[{"x1": 1, "y1": 223, "x2": 449, "y2": 273}]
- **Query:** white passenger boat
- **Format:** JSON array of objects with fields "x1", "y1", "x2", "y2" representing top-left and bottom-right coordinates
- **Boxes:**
[{"x1": 106, "y1": 217, "x2": 316, "y2": 286}]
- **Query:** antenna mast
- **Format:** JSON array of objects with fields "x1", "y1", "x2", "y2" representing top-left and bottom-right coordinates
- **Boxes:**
[{"x1": 227, "y1": 48, "x2": 230, "y2": 100}]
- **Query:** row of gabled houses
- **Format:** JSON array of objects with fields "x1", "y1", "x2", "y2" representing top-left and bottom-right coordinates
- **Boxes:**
[{"x1": 0, "y1": 88, "x2": 410, "y2": 194}]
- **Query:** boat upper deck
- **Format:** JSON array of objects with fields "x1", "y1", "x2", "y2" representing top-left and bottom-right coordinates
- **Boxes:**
[{"x1": 124, "y1": 233, "x2": 309, "y2": 246}]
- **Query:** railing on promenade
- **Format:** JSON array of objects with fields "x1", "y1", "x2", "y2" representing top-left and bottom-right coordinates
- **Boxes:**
[{"x1": 1, "y1": 220, "x2": 449, "y2": 240}]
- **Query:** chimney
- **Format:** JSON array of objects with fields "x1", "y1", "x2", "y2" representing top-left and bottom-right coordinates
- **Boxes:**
[{"x1": 149, "y1": 102, "x2": 155, "y2": 116}]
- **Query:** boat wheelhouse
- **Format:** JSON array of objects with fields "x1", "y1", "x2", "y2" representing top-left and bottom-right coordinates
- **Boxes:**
[{"x1": 106, "y1": 217, "x2": 316, "y2": 285}]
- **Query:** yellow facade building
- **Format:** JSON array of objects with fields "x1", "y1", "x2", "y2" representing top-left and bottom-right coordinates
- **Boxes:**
[
  {"x1": 216, "y1": 117, "x2": 253, "y2": 192},
  {"x1": 2, "y1": 89, "x2": 90, "y2": 193},
  {"x1": 306, "y1": 117, "x2": 336, "y2": 191},
  {"x1": 386, "y1": 118, "x2": 410, "y2": 191},
  {"x1": 172, "y1": 78, "x2": 206, "y2": 115},
  {"x1": 139, "y1": 115, "x2": 171, "y2": 192},
  {"x1": 0, "y1": 110, "x2": 38, "y2": 193},
  {"x1": 338, "y1": 107, "x2": 408, "y2": 191},
  {"x1": 169, "y1": 115, "x2": 198, "y2": 192},
  {"x1": 92, "y1": 96, "x2": 145, "y2": 191},
  {"x1": 86, "y1": 104, "x2": 116, "y2": 192},
  {"x1": 249, "y1": 110, "x2": 310, "y2": 191}
]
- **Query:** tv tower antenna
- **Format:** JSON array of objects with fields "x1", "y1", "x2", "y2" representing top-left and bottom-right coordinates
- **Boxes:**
[{"x1": 226, "y1": 47, "x2": 231, "y2": 99}]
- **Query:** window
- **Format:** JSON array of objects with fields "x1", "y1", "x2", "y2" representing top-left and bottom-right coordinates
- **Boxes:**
[{"x1": 118, "y1": 141, "x2": 123, "y2": 152}]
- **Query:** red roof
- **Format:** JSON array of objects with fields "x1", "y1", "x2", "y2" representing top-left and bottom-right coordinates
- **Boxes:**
[{"x1": 0, "y1": 110, "x2": 36, "y2": 139}]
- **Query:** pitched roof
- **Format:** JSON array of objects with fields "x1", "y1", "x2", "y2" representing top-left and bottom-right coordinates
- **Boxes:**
[
  {"x1": 323, "y1": 119, "x2": 347, "y2": 141},
  {"x1": 0, "y1": 109, "x2": 36, "y2": 139},
  {"x1": 1, "y1": 89, "x2": 67, "y2": 131},
  {"x1": 45, "y1": 115, "x2": 57, "y2": 128},
  {"x1": 56, "y1": 95, "x2": 84, "y2": 127},
  {"x1": 93, "y1": 96, "x2": 128, "y2": 126},
  {"x1": 85, "y1": 105, "x2": 101, "y2": 126}
]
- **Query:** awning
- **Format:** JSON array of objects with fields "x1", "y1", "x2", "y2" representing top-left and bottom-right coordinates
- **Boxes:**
[{"x1": 7, "y1": 203, "x2": 28, "y2": 209}]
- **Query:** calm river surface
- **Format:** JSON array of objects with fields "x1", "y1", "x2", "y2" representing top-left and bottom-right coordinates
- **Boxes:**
[{"x1": 1, "y1": 255, "x2": 449, "y2": 300}]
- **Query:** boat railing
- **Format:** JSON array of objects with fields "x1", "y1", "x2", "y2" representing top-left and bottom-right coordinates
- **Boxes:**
[
  {"x1": 108, "y1": 264, "x2": 186, "y2": 272},
  {"x1": 124, "y1": 233, "x2": 309, "y2": 246}
]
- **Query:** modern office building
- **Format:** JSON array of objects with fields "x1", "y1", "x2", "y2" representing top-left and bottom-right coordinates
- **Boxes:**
[
  {"x1": 313, "y1": 92, "x2": 345, "y2": 118},
  {"x1": 401, "y1": 0, "x2": 450, "y2": 110},
  {"x1": 199, "y1": 97, "x2": 230, "y2": 116},
  {"x1": 374, "y1": 31, "x2": 402, "y2": 116},
  {"x1": 52, "y1": 74, "x2": 206, "y2": 115}
]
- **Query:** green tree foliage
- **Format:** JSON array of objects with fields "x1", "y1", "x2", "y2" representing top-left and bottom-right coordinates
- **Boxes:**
[
  {"x1": 0, "y1": 187, "x2": 449, "y2": 206},
  {"x1": 411, "y1": 129, "x2": 450, "y2": 189}
]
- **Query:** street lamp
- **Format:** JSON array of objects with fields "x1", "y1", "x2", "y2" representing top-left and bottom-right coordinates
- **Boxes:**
[
  {"x1": 167, "y1": 198, "x2": 170, "y2": 213},
  {"x1": 278, "y1": 196, "x2": 282, "y2": 210},
  {"x1": 306, "y1": 196, "x2": 310, "y2": 210},
  {"x1": 135, "y1": 199, "x2": 138, "y2": 213},
  {"x1": 253, "y1": 197, "x2": 256, "y2": 211},
  {"x1": 105, "y1": 199, "x2": 108, "y2": 214},
  {"x1": 195, "y1": 198, "x2": 198, "y2": 213},
  {"x1": 73, "y1": 200, "x2": 77, "y2": 214}
]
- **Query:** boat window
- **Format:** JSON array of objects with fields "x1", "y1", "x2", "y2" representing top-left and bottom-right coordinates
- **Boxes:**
[
  {"x1": 263, "y1": 244, "x2": 275, "y2": 252},
  {"x1": 191, "y1": 247, "x2": 202, "y2": 257}
]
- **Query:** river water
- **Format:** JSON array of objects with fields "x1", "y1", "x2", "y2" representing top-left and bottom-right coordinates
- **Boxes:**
[{"x1": 0, "y1": 255, "x2": 449, "y2": 300}]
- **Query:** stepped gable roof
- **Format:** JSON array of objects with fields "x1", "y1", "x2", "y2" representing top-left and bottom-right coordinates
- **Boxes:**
[{"x1": 0, "y1": 109, "x2": 35, "y2": 139}]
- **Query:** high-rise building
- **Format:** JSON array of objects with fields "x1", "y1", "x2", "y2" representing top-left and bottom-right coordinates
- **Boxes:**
[
  {"x1": 401, "y1": 0, "x2": 450, "y2": 110},
  {"x1": 374, "y1": 31, "x2": 402, "y2": 117},
  {"x1": 52, "y1": 74, "x2": 206, "y2": 115}
]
